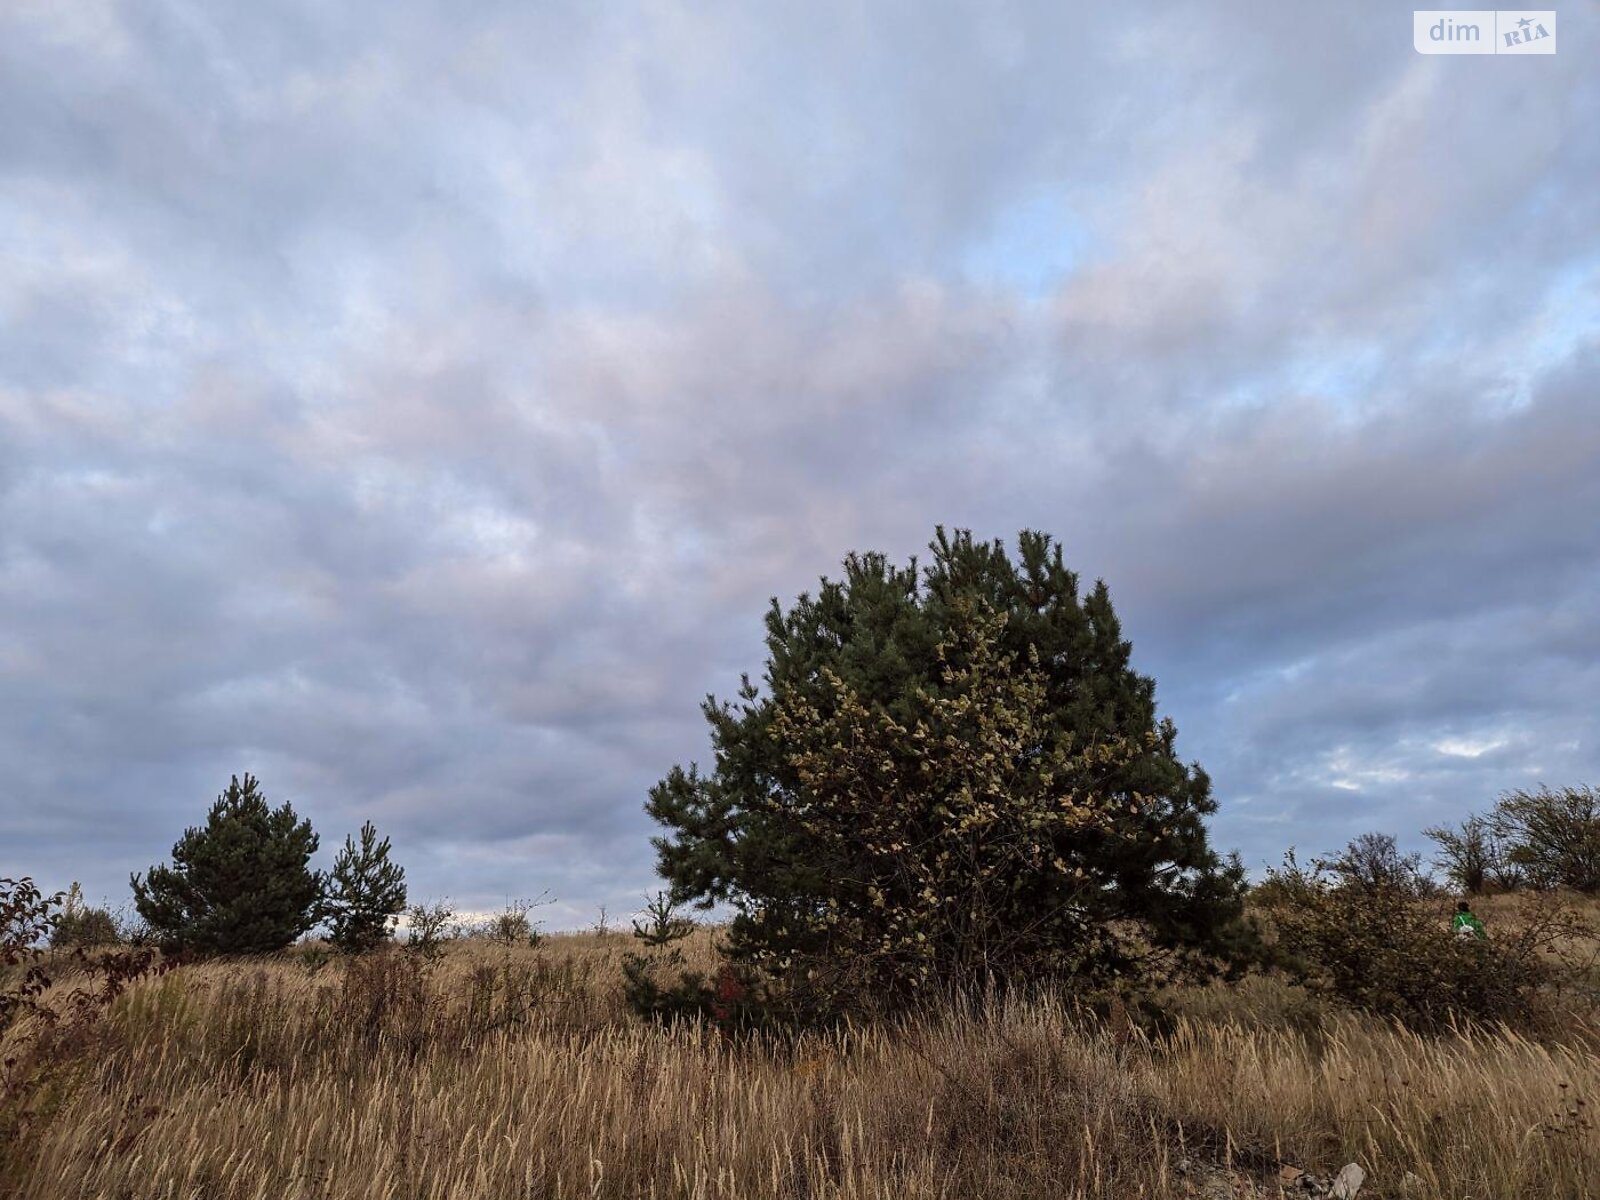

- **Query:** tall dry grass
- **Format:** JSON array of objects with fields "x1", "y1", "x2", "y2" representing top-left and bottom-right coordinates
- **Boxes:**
[{"x1": 3, "y1": 927, "x2": 1597, "y2": 1199}]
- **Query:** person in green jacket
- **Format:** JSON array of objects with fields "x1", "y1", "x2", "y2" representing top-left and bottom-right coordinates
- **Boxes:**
[{"x1": 1452, "y1": 900, "x2": 1487, "y2": 940}]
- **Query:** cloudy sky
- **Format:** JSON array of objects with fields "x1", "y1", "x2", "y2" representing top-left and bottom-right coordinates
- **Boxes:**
[{"x1": 2, "y1": 1, "x2": 1596, "y2": 929}]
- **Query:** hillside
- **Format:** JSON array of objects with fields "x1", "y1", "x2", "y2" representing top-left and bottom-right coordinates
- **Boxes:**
[{"x1": 5, "y1": 908, "x2": 1598, "y2": 1200}]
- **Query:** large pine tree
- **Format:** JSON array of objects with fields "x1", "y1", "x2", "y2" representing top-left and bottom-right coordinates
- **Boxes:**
[
  {"x1": 132, "y1": 774, "x2": 322, "y2": 956},
  {"x1": 647, "y1": 528, "x2": 1250, "y2": 1014}
]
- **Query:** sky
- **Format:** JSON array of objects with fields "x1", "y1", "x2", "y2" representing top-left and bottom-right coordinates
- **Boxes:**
[{"x1": 2, "y1": 1, "x2": 1597, "y2": 930}]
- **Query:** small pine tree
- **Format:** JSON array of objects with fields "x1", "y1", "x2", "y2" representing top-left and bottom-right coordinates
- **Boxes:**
[
  {"x1": 621, "y1": 891, "x2": 711, "y2": 1022},
  {"x1": 631, "y1": 891, "x2": 697, "y2": 946},
  {"x1": 324, "y1": 821, "x2": 407, "y2": 954},
  {"x1": 131, "y1": 774, "x2": 322, "y2": 956}
]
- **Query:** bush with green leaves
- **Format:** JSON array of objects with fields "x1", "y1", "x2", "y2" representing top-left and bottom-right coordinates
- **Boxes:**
[
  {"x1": 130, "y1": 774, "x2": 323, "y2": 956},
  {"x1": 323, "y1": 821, "x2": 407, "y2": 953},
  {"x1": 46, "y1": 883, "x2": 119, "y2": 949},
  {"x1": 647, "y1": 529, "x2": 1253, "y2": 1020},
  {"x1": 1258, "y1": 850, "x2": 1580, "y2": 1031}
]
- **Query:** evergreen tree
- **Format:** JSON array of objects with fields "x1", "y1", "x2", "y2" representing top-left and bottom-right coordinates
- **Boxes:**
[
  {"x1": 647, "y1": 528, "x2": 1251, "y2": 1016},
  {"x1": 621, "y1": 892, "x2": 704, "y2": 1022},
  {"x1": 324, "y1": 820, "x2": 407, "y2": 953},
  {"x1": 131, "y1": 774, "x2": 322, "y2": 956}
]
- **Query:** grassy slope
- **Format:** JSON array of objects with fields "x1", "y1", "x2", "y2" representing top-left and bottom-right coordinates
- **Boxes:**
[{"x1": 3, "y1": 907, "x2": 1598, "y2": 1200}]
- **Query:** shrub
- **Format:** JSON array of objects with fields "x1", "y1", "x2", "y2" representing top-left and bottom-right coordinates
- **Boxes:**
[
  {"x1": 295, "y1": 943, "x2": 337, "y2": 974},
  {"x1": 2, "y1": 879, "x2": 166, "y2": 1175},
  {"x1": 1258, "y1": 850, "x2": 1582, "y2": 1030},
  {"x1": 335, "y1": 949, "x2": 437, "y2": 1055},
  {"x1": 481, "y1": 895, "x2": 553, "y2": 948},
  {"x1": 1327, "y1": 832, "x2": 1423, "y2": 893},
  {"x1": 48, "y1": 883, "x2": 120, "y2": 949},
  {"x1": 1492, "y1": 785, "x2": 1600, "y2": 893},
  {"x1": 1426, "y1": 813, "x2": 1524, "y2": 895},
  {"x1": 404, "y1": 900, "x2": 460, "y2": 959},
  {"x1": 2, "y1": 877, "x2": 60, "y2": 1034}
]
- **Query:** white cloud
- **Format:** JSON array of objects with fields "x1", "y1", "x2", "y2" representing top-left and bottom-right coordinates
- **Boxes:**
[{"x1": 1433, "y1": 736, "x2": 1509, "y2": 760}]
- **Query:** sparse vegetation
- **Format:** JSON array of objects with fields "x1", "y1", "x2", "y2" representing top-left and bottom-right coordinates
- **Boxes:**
[
  {"x1": 8, "y1": 792, "x2": 1600, "y2": 1198},
  {"x1": 1, "y1": 921, "x2": 1597, "y2": 1199},
  {"x1": 1257, "y1": 850, "x2": 1595, "y2": 1031},
  {"x1": 8, "y1": 535, "x2": 1597, "y2": 1197},
  {"x1": 481, "y1": 894, "x2": 554, "y2": 948}
]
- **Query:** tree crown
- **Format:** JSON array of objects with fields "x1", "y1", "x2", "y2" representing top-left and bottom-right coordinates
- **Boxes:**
[
  {"x1": 647, "y1": 528, "x2": 1250, "y2": 1016},
  {"x1": 132, "y1": 773, "x2": 322, "y2": 956}
]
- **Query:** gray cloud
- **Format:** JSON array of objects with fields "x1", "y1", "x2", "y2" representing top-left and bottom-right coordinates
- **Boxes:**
[{"x1": 2, "y1": 0, "x2": 1596, "y2": 925}]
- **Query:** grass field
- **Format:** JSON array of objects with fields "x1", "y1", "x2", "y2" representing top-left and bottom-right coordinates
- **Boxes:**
[{"x1": 4, "y1": 905, "x2": 1599, "y2": 1200}]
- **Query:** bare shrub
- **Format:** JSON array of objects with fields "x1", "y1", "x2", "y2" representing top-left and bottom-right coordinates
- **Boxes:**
[
  {"x1": 335, "y1": 949, "x2": 438, "y2": 1055},
  {"x1": 404, "y1": 899, "x2": 460, "y2": 959},
  {"x1": 480, "y1": 894, "x2": 554, "y2": 948},
  {"x1": 1426, "y1": 813, "x2": 1524, "y2": 895},
  {"x1": 1328, "y1": 832, "x2": 1424, "y2": 893}
]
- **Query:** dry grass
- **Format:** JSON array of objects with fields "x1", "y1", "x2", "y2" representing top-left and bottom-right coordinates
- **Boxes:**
[{"x1": 3, "y1": 925, "x2": 1598, "y2": 1200}]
